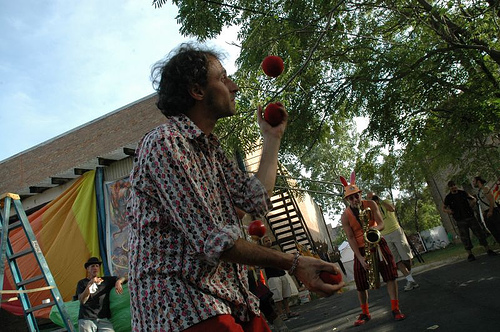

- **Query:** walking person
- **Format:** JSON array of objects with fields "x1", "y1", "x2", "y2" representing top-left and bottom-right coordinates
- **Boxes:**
[
  {"x1": 473, "y1": 176, "x2": 500, "y2": 244},
  {"x1": 367, "y1": 192, "x2": 419, "y2": 291},
  {"x1": 442, "y1": 180, "x2": 497, "y2": 261}
]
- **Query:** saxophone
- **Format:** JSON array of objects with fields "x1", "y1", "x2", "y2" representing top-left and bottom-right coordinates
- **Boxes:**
[{"x1": 359, "y1": 207, "x2": 381, "y2": 289}]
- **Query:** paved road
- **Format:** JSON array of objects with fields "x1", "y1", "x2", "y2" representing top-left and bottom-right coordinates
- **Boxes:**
[
  {"x1": 282, "y1": 252, "x2": 500, "y2": 332},
  {"x1": 2, "y1": 252, "x2": 498, "y2": 331}
]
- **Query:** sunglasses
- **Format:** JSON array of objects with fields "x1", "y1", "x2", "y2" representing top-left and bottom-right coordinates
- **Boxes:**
[{"x1": 347, "y1": 193, "x2": 360, "y2": 201}]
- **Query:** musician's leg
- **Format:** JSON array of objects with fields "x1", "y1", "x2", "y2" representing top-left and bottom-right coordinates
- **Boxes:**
[
  {"x1": 378, "y1": 241, "x2": 406, "y2": 320},
  {"x1": 354, "y1": 290, "x2": 371, "y2": 326},
  {"x1": 357, "y1": 289, "x2": 368, "y2": 305},
  {"x1": 353, "y1": 256, "x2": 371, "y2": 326},
  {"x1": 386, "y1": 280, "x2": 397, "y2": 300}
]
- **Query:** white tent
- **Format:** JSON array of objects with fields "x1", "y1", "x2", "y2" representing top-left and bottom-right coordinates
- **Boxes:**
[{"x1": 339, "y1": 241, "x2": 355, "y2": 282}]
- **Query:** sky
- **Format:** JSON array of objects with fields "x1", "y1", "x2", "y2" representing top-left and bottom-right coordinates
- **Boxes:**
[
  {"x1": 0, "y1": 1, "x2": 368, "y2": 228},
  {"x1": 0, "y1": 0, "x2": 240, "y2": 162}
]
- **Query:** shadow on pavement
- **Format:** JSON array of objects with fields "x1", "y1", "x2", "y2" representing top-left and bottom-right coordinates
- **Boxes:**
[{"x1": 283, "y1": 252, "x2": 500, "y2": 332}]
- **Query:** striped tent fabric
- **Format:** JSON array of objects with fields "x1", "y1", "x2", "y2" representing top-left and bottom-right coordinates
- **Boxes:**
[
  {"x1": 493, "y1": 178, "x2": 500, "y2": 204},
  {"x1": 2, "y1": 170, "x2": 100, "y2": 318}
]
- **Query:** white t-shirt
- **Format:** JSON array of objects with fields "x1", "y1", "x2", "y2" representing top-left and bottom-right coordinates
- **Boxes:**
[{"x1": 477, "y1": 186, "x2": 493, "y2": 211}]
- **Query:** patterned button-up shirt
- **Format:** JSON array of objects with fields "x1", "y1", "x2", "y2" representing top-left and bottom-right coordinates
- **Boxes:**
[{"x1": 127, "y1": 114, "x2": 271, "y2": 331}]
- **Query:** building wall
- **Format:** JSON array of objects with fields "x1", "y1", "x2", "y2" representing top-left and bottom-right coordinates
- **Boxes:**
[
  {"x1": 0, "y1": 94, "x2": 163, "y2": 195},
  {"x1": 104, "y1": 157, "x2": 133, "y2": 182}
]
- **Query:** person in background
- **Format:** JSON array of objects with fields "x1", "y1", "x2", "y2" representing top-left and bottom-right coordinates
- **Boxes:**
[
  {"x1": 126, "y1": 43, "x2": 344, "y2": 332},
  {"x1": 247, "y1": 266, "x2": 289, "y2": 332},
  {"x1": 473, "y1": 176, "x2": 500, "y2": 244},
  {"x1": 367, "y1": 192, "x2": 419, "y2": 291},
  {"x1": 442, "y1": 180, "x2": 497, "y2": 261},
  {"x1": 340, "y1": 174, "x2": 406, "y2": 327},
  {"x1": 75, "y1": 257, "x2": 127, "y2": 332},
  {"x1": 259, "y1": 235, "x2": 300, "y2": 321}
]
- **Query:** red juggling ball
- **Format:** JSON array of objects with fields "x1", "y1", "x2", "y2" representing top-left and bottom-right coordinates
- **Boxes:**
[
  {"x1": 319, "y1": 271, "x2": 343, "y2": 285},
  {"x1": 261, "y1": 55, "x2": 284, "y2": 77},
  {"x1": 264, "y1": 102, "x2": 284, "y2": 127},
  {"x1": 248, "y1": 220, "x2": 266, "y2": 238}
]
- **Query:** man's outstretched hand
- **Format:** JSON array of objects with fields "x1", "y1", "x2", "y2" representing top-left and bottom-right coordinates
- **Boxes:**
[{"x1": 294, "y1": 256, "x2": 345, "y2": 297}]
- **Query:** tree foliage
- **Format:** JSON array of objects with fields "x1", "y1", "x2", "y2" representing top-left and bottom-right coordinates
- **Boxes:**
[
  {"x1": 154, "y1": 0, "x2": 500, "y2": 218},
  {"x1": 395, "y1": 186, "x2": 442, "y2": 234}
]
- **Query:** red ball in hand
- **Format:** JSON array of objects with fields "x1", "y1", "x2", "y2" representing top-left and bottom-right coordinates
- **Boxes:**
[
  {"x1": 261, "y1": 55, "x2": 284, "y2": 77},
  {"x1": 264, "y1": 102, "x2": 284, "y2": 127},
  {"x1": 248, "y1": 220, "x2": 266, "y2": 238},
  {"x1": 320, "y1": 271, "x2": 343, "y2": 285}
]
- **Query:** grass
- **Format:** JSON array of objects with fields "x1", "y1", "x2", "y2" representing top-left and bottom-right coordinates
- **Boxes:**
[{"x1": 413, "y1": 236, "x2": 499, "y2": 267}]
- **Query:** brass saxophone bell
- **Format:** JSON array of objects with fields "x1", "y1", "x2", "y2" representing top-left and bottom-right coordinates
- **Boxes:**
[{"x1": 364, "y1": 228, "x2": 381, "y2": 245}]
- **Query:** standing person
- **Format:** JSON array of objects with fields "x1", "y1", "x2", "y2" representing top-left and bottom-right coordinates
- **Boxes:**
[
  {"x1": 75, "y1": 257, "x2": 127, "y2": 332},
  {"x1": 442, "y1": 180, "x2": 497, "y2": 261},
  {"x1": 259, "y1": 235, "x2": 300, "y2": 321},
  {"x1": 473, "y1": 176, "x2": 500, "y2": 243},
  {"x1": 340, "y1": 173, "x2": 406, "y2": 327},
  {"x1": 126, "y1": 43, "x2": 343, "y2": 332},
  {"x1": 247, "y1": 266, "x2": 289, "y2": 332},
  {"x1": 367, "y1": 193, "x2": 419, "y2": 292}
]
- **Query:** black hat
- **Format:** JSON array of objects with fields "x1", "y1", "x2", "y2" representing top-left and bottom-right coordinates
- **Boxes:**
[{"x1": 84, "y1": 257, "x2": 102, "y2": 269}]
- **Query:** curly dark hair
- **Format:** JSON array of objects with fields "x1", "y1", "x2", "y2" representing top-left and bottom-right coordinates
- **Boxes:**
[
  {"x1": 474, "y1": 176, "x2": 487, "y2": 185},
  {"x1": 151, "y1": 43, "x2": 222, "y2": 116}
]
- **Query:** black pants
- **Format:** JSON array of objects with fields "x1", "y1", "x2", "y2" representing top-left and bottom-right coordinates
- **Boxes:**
[
  {"x1": 456, "y1": 216, "x2": 488, "y2": 250},
  {"x1": 484, "y1": 208, "x2": 500, "y2": 243}
]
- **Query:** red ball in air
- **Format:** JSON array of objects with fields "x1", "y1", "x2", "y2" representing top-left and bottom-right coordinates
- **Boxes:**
[
  {"x1": 248, "y1": 220, "x2": 266, "y2": 238},
  {"x1": 261, "y1": 55, "x2": 284, "y2": 77},
  {"x1": 264, "y1": 102, "x2": 284, "y2": 127},
  {"x1": 320, "y1": 271, "x2": 343, "y2": 285}
]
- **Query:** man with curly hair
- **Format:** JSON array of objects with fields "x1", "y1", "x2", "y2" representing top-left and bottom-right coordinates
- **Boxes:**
[{"x1": 126, "y1": 43, "x2": 343, "y2": 332}]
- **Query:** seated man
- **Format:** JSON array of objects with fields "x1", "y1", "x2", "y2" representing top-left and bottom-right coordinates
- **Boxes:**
[{"x1": 75, "y1": 257, "x2": 127, "y2": 332}]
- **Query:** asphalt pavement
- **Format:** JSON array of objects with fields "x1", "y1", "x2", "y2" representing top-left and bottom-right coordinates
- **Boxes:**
[
  {"x1": 2, "y1": 251, "x2": 498, "y2": 331},
  {"x1": 282, "y1": 252, "x2": 500, "y2": 332}
]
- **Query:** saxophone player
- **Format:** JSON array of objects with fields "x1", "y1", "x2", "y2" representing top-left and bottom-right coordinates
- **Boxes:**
[{"x1": 340, "y1": 172, "x2": 406, "y2": 326}]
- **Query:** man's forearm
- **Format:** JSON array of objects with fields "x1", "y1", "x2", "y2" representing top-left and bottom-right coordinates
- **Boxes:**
[
  {"x1": 79, "y1": 287, "x2": 90, "y2": 304},
  {"x1": 256, "y1": 137, "x2": 281, "y2": 195},
  {"x1": 220, "y1": 238, "x2": 294, "y2": 271},
  {"x1": 222, "y1": 238, "x2": 344, "y2": 297}
]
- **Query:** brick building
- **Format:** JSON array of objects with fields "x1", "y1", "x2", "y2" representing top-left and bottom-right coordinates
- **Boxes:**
[{"x1": 0, "y1": 93, "x2": 162, "y2": 210}]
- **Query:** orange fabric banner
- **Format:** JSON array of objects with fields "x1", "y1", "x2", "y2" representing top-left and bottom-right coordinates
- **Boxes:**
[{"x1": 2, "y1": 171, "x2": 99, "y2": 318}]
